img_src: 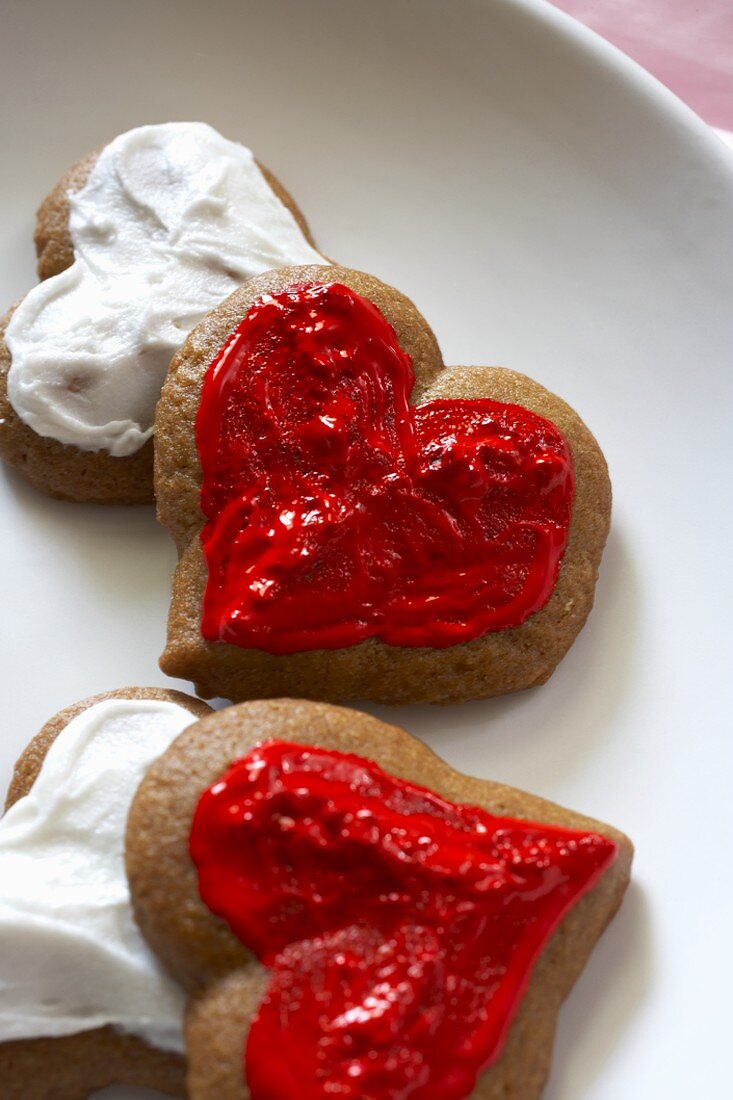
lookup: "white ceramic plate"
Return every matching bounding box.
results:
[1,1,731,1097]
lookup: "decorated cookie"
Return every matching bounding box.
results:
[156,265,611,704]
[0,686,212,1098]
[0,121,326,503]
[126,698,632,1100]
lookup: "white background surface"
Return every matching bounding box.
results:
[1,1,732,1097]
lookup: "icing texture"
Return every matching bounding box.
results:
[196,282,574,653]
[190,740,618,1100]
[0,698,194,1051]
[6,122,324,455]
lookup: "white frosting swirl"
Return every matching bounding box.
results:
[5,122,326,456]
[0,697,196,1052]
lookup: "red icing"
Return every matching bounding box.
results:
[195,282,574,653]
[190,741,617,1100]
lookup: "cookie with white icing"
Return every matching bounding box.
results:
[0,122,325,503]
[0,686,210,1098]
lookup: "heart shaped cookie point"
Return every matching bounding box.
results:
[189,740,617,1100]
[195,281,575,654]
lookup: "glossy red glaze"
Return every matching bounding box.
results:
[195,282,574,653]
[190,741,617,1100]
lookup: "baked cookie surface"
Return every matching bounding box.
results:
[126,698,632,1100]
[156,265,611,704]
[0,686,211,1099]
[0,122,323,504]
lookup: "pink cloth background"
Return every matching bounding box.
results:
[550,0,733,129]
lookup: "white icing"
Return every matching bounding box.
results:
[0,697,196,1052]
[6,121,326,456]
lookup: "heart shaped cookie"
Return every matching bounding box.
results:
[0,686,211,1099]
[126,699,633,1100]
[0,122,325,503]
[157,265,611,704]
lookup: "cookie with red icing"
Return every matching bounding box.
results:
[126,698,633,1100]
[156,265,610,704]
